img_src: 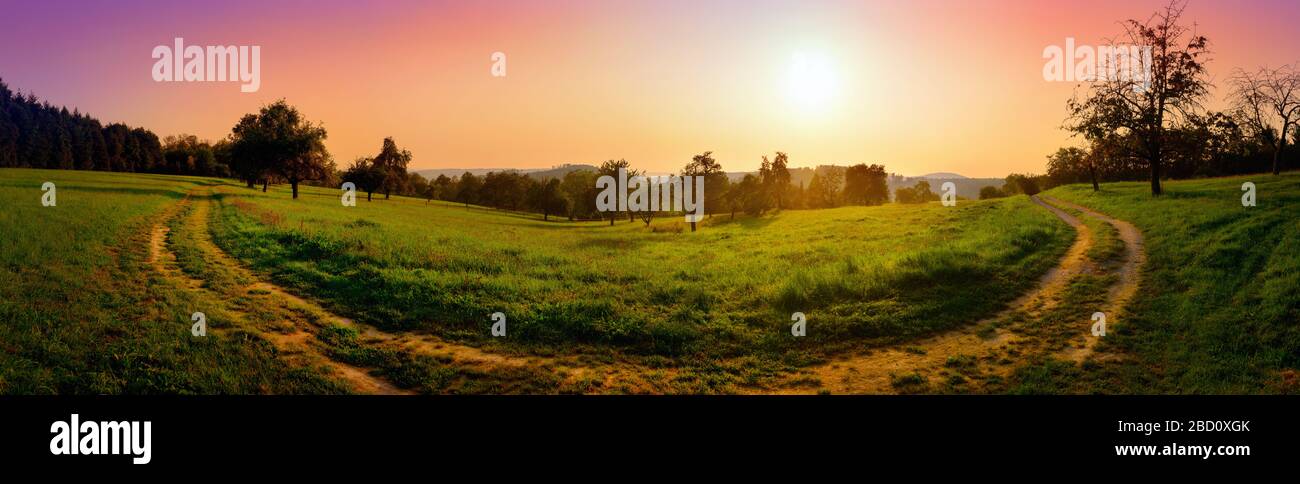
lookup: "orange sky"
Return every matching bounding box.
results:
[2,0,1297,177]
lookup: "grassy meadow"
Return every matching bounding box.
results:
[2,167,1078,393]
[1015,173,1300,394]
[6,166,1296,394]
[0,168,343,394]
[209,179,1073,365]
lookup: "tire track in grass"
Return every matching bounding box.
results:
[206,186,708,394]
[1039,195,1146,364]
[198,188,646,393]
[762,194,1145,394]
[149,192,413,395]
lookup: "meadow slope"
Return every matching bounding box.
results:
[1014,173,1300,394]
[14,168,1293,394]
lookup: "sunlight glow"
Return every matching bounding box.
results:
[785,52,839,114]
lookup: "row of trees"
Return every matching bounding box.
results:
[405,153,894,225]
[1059,1,1298,194]
[0,79,172,173]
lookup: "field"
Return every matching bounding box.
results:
[1015,174,1300,394]
[3,167,1297,394]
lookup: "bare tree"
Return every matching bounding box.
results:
[1229,64,1300,175]
[1066,0,1211,195]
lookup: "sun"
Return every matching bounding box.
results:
[785,52,839,113]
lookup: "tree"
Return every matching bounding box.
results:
[843,163,889,205]
[455,172,481,208]
[1004,174,1042,196]
[681,151,728,230]
[529,178,566,221]
[229,100,330,198]
[1045,146,1099,191]
[429,174,453,203]
[895,180,938,204]
[597,159,633,226]
[372,137,413,199]
[342,157,384,201]
[806,167,843,208]
[1229,64,1300,175]
[769,152,792,210]
[738,174,768,215]
[1066,0,1211,195]
[979,186,1007,199]
[560,170,597,221]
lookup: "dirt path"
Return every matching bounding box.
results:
[1040,195,1146,363]
[761,195,1146,394]
[152,187,1144,394]
[149,192,413,394]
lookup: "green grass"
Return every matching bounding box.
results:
[0,168,344,394]
[208,179,1074,364]
[1031,173,1300,394]
[8,167,1297,394]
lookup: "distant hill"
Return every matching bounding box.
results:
[918,172,968,179]
[415,164,598,181]
[724,166,1004,201]
[414,168,519,179]
[889,174,1004,200]
[522,164,599,180]
[416,164,1004,200]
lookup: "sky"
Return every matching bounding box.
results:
[1,0,1297,177]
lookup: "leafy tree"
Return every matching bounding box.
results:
[229,100,330,199]
[1045,146,1098,190]
[372,137,413,199]
[1003,174,1042,196]
[455,172,482,207]
[806,167,843,208]
[560,170,597,220]
[843,163,889,205]
[528,177,566,221]
[1066,0,1211,195]
[895,180,938,204]
[597,159,633,225]
[681,151,728,230]
[769,152,792,209]
[978,186,1006,199]
[342,157,384,201]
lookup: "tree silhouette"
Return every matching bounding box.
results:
[1066,0,1211,195]
[229,100,330,199]
[1229,64,1300,175]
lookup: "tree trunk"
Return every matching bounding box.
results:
[262,180,268,192]
[291,180,299,199]
[1149,158,1162,196]
[385,191,391,200]
[246,179,255,189]
[1089,164,1099,191]
[1273,140,1284,175]
[367,191,373,202]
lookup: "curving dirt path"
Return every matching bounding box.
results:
[761,195,1146,394]
[1040,195,1146,363]
[151,188,654,393]
[149,193,414,394]
[150,187,1144,394]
